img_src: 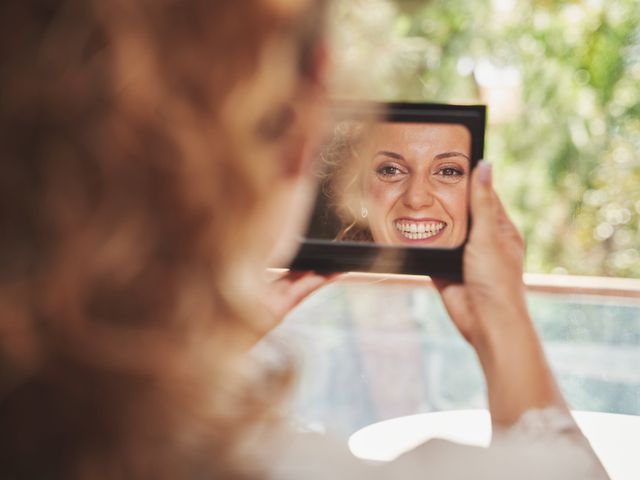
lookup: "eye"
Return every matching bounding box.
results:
[378,166,401,176]
[256,104,294,141]
[439,167,463,176]
[375,164,406,181]
[434,165,465,183]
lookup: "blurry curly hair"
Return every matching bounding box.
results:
[0,0,326,478]
[320,120,374,242]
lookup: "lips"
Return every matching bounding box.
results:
[394,218,447,241]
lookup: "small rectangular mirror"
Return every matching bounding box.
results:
[291,102,486,279]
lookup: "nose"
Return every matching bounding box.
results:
[402,174,434,210]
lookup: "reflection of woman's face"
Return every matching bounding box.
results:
[363,122,471,248]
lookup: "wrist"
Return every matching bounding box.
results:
[469,301,544,381]
[470,311,566,425]
[473,314,539,366]
[468,299,534,355]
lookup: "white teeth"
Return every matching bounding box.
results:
[394,220,446,240]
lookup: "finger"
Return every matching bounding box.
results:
[277,269,339,283]
[317,271,341,282]
[275,270,308,283]
[264,269,304,286]
[269,270,330,294]
[280,272,334,309]
[492,191,514,229]
[432,277,454,292]
[431,278,479,343]
[470,160,496,241]
[491,191,525,246]
[434,282,475,331]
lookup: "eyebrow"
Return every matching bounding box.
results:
[373,150,470,161]
[374,150,405,160]
[434,151,471,161]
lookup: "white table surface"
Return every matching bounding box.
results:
[349,410,640,480]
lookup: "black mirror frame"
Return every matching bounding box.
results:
[289,101,486,280]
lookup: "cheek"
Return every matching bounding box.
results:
[438,181,469,225]
[364,179,404,241]
[366,179,404,215]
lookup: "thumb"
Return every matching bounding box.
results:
[470,160,496,240]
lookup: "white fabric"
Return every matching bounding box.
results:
[266,408,610,479]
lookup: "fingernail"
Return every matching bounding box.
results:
[477,160,492,186]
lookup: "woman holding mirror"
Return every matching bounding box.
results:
[0,0,607,479]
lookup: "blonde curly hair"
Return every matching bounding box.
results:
[319,120,375,242]
[0,0,326,478]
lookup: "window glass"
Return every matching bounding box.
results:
[280,282,640,437]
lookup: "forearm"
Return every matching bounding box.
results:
[473,309,568,427]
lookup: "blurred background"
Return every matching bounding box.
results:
[329,0,640,278]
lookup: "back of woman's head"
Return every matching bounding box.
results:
[0,0,325,478]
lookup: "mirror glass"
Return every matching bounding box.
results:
[306,120,473,249]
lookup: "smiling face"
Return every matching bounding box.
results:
[362,122,471,248]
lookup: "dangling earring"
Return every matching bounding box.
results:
[361,206,368,218]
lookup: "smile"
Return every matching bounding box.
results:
[394,219,447,240]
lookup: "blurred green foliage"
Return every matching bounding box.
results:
[331,0,640,277]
